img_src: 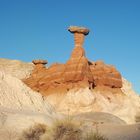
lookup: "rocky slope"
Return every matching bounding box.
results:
[0,70,54,114]
[0,58,139,124]
[0,58,34,79]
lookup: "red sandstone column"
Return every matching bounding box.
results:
[68,26,89,58]
[68,26,89,48]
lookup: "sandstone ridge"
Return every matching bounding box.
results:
[23,26,123,95]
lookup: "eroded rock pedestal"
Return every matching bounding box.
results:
[23,26,122,95]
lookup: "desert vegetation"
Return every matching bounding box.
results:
[0,112,19,140]
[135,112,140,123]
[19,118,108,140]
[0,112,7,127]
[41,118,82,140]
[84,131,108,140]
[19,123,47,140]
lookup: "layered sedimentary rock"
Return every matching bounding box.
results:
[90,61,122,88]
[23,26,122,95]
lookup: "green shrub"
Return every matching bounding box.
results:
[19,123,47,140]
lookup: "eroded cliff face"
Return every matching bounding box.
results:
[0,26,139,125]
[0,60,139,123]
[23,26,122,96]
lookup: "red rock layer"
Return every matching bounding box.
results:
[23,52,122,95]
[23,26,122,95]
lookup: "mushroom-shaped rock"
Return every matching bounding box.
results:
[68,26,90,50]
[68,26,89,35]
[32,60,47,70]
[23,26,123,96]
[32,60,47,65]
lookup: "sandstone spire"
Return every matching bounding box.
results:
[23,26,122,95]
[68,26,89,48]
[64,26,93,83]
[68,26,89,58]
[31,59,47,78]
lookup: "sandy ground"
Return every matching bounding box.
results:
[0,110,140,140]
[97,123,140,140]
[75,112,140,140]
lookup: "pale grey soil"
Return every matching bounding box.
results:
[74,112,126,124]
[74,112,140,140]
[98,123,140,140]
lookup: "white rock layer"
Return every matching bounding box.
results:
[0,58,34,79]
[0,71,55,115]
[45,79,140,124]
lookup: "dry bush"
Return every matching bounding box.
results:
[41,118,82,140]
[6,129,19,140]
[135,112,140,123]
[84,131,108,140]
[19,123,47,140]
[0,127,19,140]
[0,112,7,127]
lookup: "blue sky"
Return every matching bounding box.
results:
[0,0,140,93]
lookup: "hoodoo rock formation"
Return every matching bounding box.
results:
[23,26,123,95]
